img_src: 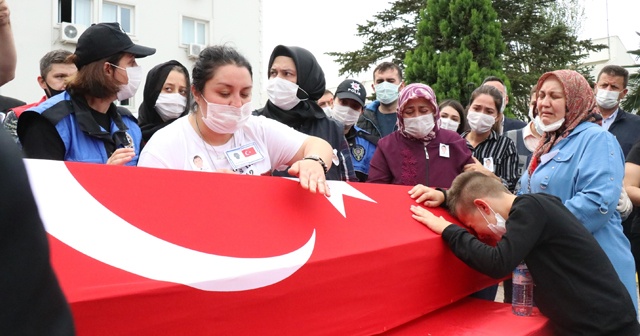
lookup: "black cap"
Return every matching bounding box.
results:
[335,79,366,107]
[74,22,156,69]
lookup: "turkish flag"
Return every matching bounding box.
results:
[242,147,257,157]
[25,159,499,336]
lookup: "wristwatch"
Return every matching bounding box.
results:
[303,155,329,174]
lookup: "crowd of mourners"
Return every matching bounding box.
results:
[3,0,640,333]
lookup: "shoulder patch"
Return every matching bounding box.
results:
[352,144,366,162]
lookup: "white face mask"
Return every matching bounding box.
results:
[595,89,620,110]
[467,111,495,134]
[477,204,507,238]
[331,104,361,127]
[540,117,565,133]
[113,65,143,101]
[374,81,400,105]
[322,106,333,117]
[404,113,434,139]
[266,77,304,110]
[155,93,187,122]
[532,115,545,135]
[438,117,460,132]
[200,95,252,134]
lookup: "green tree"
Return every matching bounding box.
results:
[495,0,602,117]
[404,0,505,106]
[328,0,603,119]
[326,0,423,77]
[622,32,640,113]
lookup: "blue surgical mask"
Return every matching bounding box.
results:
[374,81,400,104]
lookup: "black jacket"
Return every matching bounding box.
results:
[0,130,76,335]
[608,108,640,157]
[442,194,639,335]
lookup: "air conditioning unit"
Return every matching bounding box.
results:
[187,43,204,59]
[60,22,86,44]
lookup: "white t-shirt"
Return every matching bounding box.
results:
[138,115,308,175]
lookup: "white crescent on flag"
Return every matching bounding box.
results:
[23,159,315,292]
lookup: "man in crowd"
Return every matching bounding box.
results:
[3,49,77,142]
[481,76,526,134]
[331,79,376,182]
[357,62,405,140]
[318,89,334,116]
[594,65,640,157]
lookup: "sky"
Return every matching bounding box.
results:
[263,0,640,90]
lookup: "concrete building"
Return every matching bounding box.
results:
[1,0,264,115]
[582,35,639,81]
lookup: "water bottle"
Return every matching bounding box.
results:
[512,262,533,316]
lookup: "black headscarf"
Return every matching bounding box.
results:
[259,45,326,128]
[138,60,191,144]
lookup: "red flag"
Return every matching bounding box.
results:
[242,147,257,157]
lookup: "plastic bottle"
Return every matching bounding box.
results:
[512,262,533,316]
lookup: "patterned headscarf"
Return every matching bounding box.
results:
[528,70,601,174]
[397,83,439,142]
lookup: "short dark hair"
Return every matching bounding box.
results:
[373,62,403,81]
[40,49,73,78]
[323,89,334,97]
[597,65,629,88]
[191,45,253,95]
[482,76,507,96]
[438,99,466,133]
[446,171,509,218]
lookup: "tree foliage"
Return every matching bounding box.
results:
[325,0,423,77]
[328,0,603,119]
[622,32,640,113]
[404,0,505,106]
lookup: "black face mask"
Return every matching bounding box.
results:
[45,82,65,98]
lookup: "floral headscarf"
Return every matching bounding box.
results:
[528,70,601,174]
[397,83,439,143]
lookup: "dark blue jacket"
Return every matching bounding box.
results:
[608,108,640,157]
[17,92,141,165]
[345,125,377,182]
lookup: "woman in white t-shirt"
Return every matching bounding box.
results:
[138,45,333,196]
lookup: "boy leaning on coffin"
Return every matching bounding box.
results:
[408,171,639,335]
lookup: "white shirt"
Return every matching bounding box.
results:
[523,121,541,153]
[139,115,308,175]
[601,107,619,131]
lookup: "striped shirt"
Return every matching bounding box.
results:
[462,130,519,192]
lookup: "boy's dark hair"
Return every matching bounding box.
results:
[597,65,629,88]
[447,172,509,218]
[373,62,403,81]
[323,89,334,97]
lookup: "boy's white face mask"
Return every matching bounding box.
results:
[477,204,506,238]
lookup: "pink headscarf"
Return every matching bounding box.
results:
[528,70,601,174]
[396,83,439,142]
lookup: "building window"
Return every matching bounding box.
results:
[58,0,92,27]
[102,2,134,34]
[182,17,207,45]
[117,98,132,108]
